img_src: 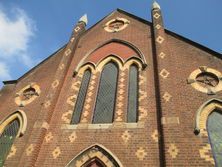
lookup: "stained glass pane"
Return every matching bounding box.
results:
[71,70,91,124]
[127,65,138,122]
[0,119,19,166]
[207,111,222,165]
[93,62,118,123]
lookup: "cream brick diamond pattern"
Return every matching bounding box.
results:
[7,145,16,159]
[65,48,71,56]
[199,144,215,165]
[44,100,51,108]
[163,92,172,102]
[168,144,179,159]
[74,26,80,32]
[118,95,124,101]
[121,130,131,143]
[61,110,72,123]
[139,90,147,101]
[26,144,34,156]
[70,37,75,43]
[151,130,158,143]
[155,24,161,29]
[45,132,53,143]
[159,52,166,59]
[59,63,65,70]
[86,98,92,103]
[135,147,147,161]
[69,131,77,143]
[116,109,123,116]
[139,106,148,121]
[159,69,170,79]
[51,80,59,89]
[83,111,89,117]
[139,75,146,86]
[84,104,90,110]
[71,81,81,90]
[156,36,164,44]
[67,95,77,106]
[119,89,124,95]
[154,13,160,19]
[52,147,61,159]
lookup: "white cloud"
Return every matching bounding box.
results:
[0,6,36,82]
[0,62,11,80]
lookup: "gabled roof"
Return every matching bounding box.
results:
[116,8,221,57]
[2,8,221,85]
[3,44,66,85]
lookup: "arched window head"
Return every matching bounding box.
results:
[84,158,106,167]
[93,62,118,124]
[207,110,222,165]
[71,69,91,124]
[0,110,26,166]
[66,145,122,167]
[127,64,139,122]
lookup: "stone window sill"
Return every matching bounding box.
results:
[61,122,144,130]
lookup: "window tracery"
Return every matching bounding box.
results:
[207,110,222,165]
[127,64,139,122]
[0,111,26,166]
[71,69,91,124]
[93,62,118,123]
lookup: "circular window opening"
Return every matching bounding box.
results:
[196,72,219,88]
[21,87,37,101]
[108,20,125,31]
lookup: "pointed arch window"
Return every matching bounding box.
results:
[127,64,138,122]
[207,110,222,165]
[71,69,91,124]
[0,119,20,166]
[93,62,118,123]
[66,145,122,167]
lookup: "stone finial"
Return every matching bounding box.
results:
[152,1,161,10]
[79,14,88,25]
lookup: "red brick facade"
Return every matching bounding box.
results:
[0,3,222,167]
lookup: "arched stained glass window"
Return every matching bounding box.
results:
[127,65,138,122]
[93,62,118,123]
[207,110,222,165]
[71,70,91,124]
[0,119,20,166]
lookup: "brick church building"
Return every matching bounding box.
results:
[0,2,222,167]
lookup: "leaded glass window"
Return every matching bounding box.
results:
[71,70,91,124]
[207,111,222,165]
[0,119,19,166]
[93,62,118,123]
[127,65,138,122]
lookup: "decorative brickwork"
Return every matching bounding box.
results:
[0,4,221,167]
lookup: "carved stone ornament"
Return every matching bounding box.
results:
[104,17,130,32]
[15,83,41,106]
[187,67,222,94]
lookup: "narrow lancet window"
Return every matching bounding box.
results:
[207,111,222,165]
[127,65,138,122]
[71,70,91,124]
[93,62,118,123]
[0,119,19,166]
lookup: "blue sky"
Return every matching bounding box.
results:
[0,0,221,88]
